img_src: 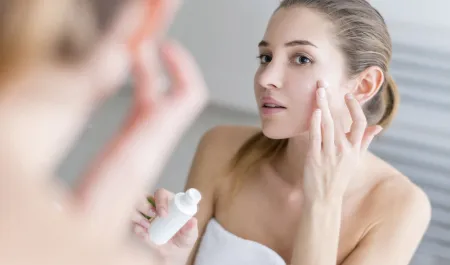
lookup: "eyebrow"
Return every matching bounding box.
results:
[258,40,318,48]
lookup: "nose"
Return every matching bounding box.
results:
[256,62,283,90]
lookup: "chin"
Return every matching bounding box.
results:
[261,121,308,139]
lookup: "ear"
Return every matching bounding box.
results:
[352,66,384,104]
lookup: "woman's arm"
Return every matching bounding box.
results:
[291,199,343,265]
[183,125,253,265]
[183,128,220,265]
[291,84,431,265]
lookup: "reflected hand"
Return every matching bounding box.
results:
[0,32,207,265]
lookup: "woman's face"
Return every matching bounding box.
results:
[254,6,353,139]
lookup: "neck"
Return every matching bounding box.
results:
[272,132,310,188]
[271,132,374,197]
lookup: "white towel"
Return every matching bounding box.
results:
[194,218,286,265]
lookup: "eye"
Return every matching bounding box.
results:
[257,54,272,65]
[293,55,312,65]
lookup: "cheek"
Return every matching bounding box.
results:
[284,63,346,121]
[307,63,346,109]
[284,68,317,109]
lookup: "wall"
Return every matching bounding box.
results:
[58,98,259,192]
[152,0,450,113]
[371,0,450,30]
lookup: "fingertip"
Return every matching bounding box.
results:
[316,87,326,99]
[159,40,175,57]
[134,224,144,234]
[188,217,198,228]
[374,125,384,135]
[317,80,328,89]
[140,219,150,229]
[181,218,198,234]
[160,40,191,64]
[146,207,156,218]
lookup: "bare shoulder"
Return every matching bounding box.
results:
[376,174,431,216]
[185,125,260,188]
[366,158,432,227]
[201,125,261,147]
[341,158,432,265]
[198,125,261,162]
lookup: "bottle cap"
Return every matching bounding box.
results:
[182,188,202,206]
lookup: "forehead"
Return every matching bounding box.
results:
[263,6,334,47]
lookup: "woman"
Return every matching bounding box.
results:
[0,0,206,264]
[134,0,431,264]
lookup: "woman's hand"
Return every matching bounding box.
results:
[132,188,198,265]
[303,81,383,202]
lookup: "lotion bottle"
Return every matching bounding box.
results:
[148,188,201,245]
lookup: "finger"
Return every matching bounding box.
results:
[74,40,207,236]
[134,224,150,241]
[131,40,163,108]
[154,188,173,217]
[170,217,199,248]
[345,93,368,147]
[361,125,383,152]
[133,215,152,231]
[129,0,181,52]
[132,210,155,227]
[309,109,322,159]
[129,0,183,108]
[316,87,335,155]
[160,41,208,100]
[135,195,156,217]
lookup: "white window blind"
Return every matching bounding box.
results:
[370,43,450,265]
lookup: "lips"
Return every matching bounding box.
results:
[261,97,286,109]
[262,103,286,109]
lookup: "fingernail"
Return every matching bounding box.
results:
[147,209,156,218]
[346,93,354,99]
[140,219,150,228]
[317,87,326,98]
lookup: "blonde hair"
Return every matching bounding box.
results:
[230,0,399,186]
[0,0,126,81]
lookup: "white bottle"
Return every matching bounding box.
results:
[149,188,201,245]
